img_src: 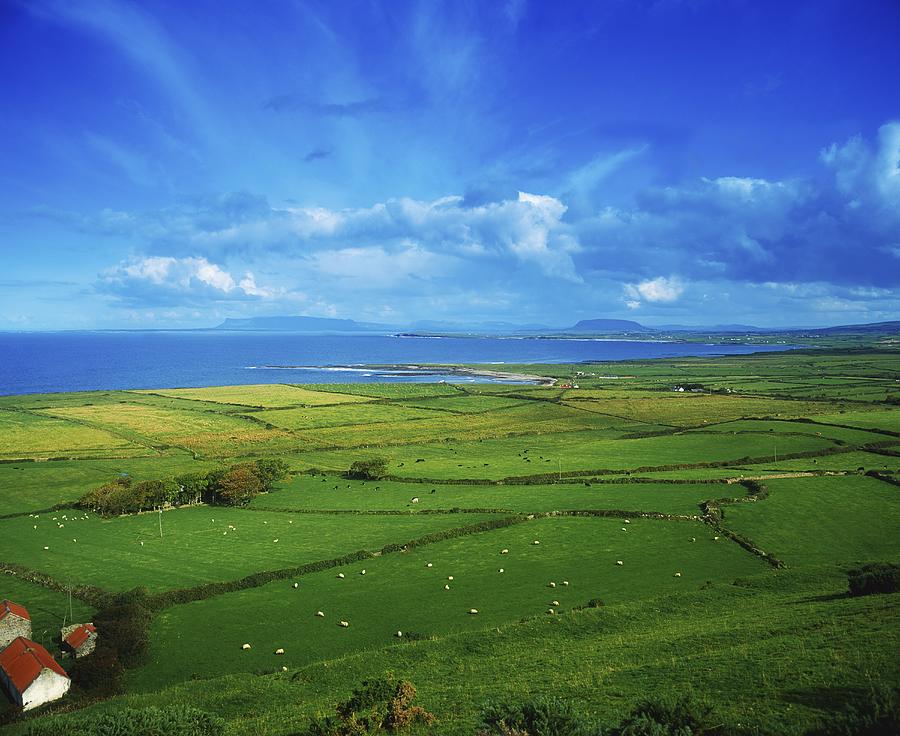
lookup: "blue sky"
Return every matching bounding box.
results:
[2,0,899,329]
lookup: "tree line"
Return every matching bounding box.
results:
[77,458,290,516]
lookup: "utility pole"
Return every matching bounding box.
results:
[558,458,562,482]
[159,508,163,539]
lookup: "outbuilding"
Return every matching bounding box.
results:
[0,600,31,649]
[0,637,70,711]
[60,623,98,659]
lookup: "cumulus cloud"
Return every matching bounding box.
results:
[578,122,900,288]
[99,256,272,306]
[624,276,685,307]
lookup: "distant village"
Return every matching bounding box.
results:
[0,598,97,711]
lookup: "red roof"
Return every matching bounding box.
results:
[0,637,68,694]
[0,600,30,622]
[64,623,97,650]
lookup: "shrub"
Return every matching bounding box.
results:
[820,684,900,736]
[612,695,717,736]
[299,677,434,735]
[479,697,601,736]
[25,704,225,736]
[847,563,900,596]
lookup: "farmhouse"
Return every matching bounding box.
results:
[0,600,31,649]
[60,623,98,659]
[0,637,70,711]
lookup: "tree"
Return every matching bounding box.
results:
[347,458,388,480]
[215,466,264,506]
[253,458,290,490]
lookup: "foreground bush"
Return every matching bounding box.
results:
[25,704,224,736]
[811,684,900,735]
[480,696,601,736]
[298,677,434,735]
[847,562,900,596]
[613,695,718,735]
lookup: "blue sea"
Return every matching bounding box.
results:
[0,331,796,395]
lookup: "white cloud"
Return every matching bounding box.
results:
[624,276,685,306]
[101,256,273,304]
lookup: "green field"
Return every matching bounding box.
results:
[1,348,899,734]
[134,516,764,690]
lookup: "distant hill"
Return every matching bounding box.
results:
[566,319,650,333]
[797,320,900,334]
[215,316,390,332]
[654,323,767,333]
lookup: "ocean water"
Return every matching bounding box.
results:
[0,331,795,395]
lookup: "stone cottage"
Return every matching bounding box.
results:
[0,600,31,649]
[60,623,98,659]
[0,636,70,711]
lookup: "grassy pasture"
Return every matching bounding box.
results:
[722,474,900,568]
[399,395,532,413]
[38,403,302,458]
[811,408,900,433]
[251,402,439,430]
[0,409,147,460]
[295,428,839,480]
[291,401,618,449]
[15,568,898,736]
[132,515,765,690]
[0,508,499,592]
[304,383,465,399]
[562,394,836,427]
[254,477,719,515]
[138,384,375,407]
[690,418,889,445]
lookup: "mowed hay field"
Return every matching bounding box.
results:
[2,349,899,735]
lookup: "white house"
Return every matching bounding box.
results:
[0,637,71,711]
[0,600,31,649]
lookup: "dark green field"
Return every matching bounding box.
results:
[1,348,898,734]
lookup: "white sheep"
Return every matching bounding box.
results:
[395,631,403,638]
[548,581,556,587]
[72,539,76,543]
[337,573,345,579]
[498,568,504,573]
[339,620,349,628]
[273,539,279,543]
[282,666,288,672]
[43,546,49,550]
[561,581,569,586]
[616,560,624,566]
[360,569,366,575]
[674,572,682,577]
[447,576,454,581]
[551,600,559,606]
[316,611,325,617]
[624,519,631,524]
[532,540,540,545]
[469,609,479,614]
[690,537,696,542]
[274,648,285,655]
[426,562,433,568]
[500,548,509,554]
[242,643,251,650]
[140,541,144,546]
[713,536,720,541]
[411,497,420,503]
[292,583,299,589]
[547,608,555,615]
[444,584,450,590]
[621,527,627,532]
